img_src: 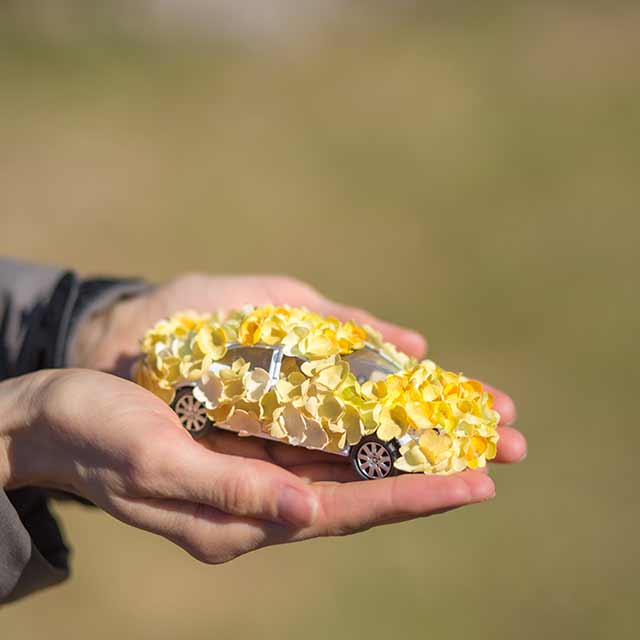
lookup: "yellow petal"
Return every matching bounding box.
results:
[268,419,288,440]
[207,402,233,424]
[318,394,344,423]
[405,400,433,430]
[193,374,223,409]
[243,367,271,403]
[316,363,348,391]
[466,434,488,461]
[259,389,280,421]
[303,417,330,449]
[238,318,261,345]
[340,406,365,445]
[419,430,453,465]
[225,409,262,435]
[395,443,427,472]
[300,355,339,377]
[376,405,409,441]
[279,404,306,445]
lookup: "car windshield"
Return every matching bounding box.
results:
[344,346,401,384]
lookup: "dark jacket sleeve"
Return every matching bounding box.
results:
[0,258,148,603]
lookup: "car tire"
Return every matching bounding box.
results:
[171,386,213,438]
[350,435,400,480]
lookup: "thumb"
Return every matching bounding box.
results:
[142,438,318,528]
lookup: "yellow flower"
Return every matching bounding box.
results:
[195,326,227,361]
[238,317,262,345]
[133,359,175,405]
[419,429,453,465]
[336,321,367,352]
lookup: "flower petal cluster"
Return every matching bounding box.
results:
[385,361,500,474]
[226,304,368,359]
[134,306,500,474]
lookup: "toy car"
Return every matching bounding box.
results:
[135,305,500,479]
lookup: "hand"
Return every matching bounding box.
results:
[59,272,526,559]
[2,369,499,564]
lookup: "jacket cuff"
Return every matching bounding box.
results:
[14,270,150,375]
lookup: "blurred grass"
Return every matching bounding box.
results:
[1,3,639,638]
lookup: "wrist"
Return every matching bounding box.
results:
[69,304,116,369]
[0,370,68,490]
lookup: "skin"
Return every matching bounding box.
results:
[0,274,526,565]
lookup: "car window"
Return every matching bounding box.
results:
[344,347,401,384]
[216,345,275,372]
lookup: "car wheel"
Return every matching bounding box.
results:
[171,387,213,438]
[350,435,400,480]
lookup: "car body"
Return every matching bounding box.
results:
[135,307,500,479]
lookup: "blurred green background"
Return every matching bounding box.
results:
[1,2,638,638]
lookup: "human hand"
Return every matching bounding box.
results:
[0,369,509,563]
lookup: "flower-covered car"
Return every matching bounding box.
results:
[134,305,500,480]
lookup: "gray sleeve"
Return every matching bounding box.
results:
[0,490,68,604]
[0,258,64,380]
[0,257,148,603]
[0,259,68,603]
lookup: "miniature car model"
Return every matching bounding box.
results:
[135,305,500,479]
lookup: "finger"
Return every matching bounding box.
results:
[114,471,495,561]
[142,437,318,527]
[287,470,495,541]
[312,298,427,359]
[109,494,272,564]
[494,426,527,463]
[482,383,517,426]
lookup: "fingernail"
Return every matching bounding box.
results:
[470,475,496,501]
[278,486,318,527]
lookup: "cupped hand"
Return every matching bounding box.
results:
[64,271,525,552]
[3,369,498,564]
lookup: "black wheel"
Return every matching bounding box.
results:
[171,387,213,438]
[350,435,400,480]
